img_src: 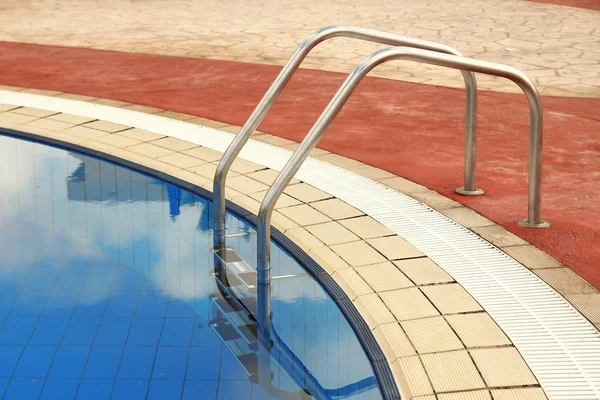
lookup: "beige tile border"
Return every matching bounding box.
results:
[3,90,599,399]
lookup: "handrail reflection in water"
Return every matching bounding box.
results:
[211,258,379,400]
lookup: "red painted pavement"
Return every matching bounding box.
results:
[0,42,599,288]
[524,0,600,10]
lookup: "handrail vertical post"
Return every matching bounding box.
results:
[517,80,549,228]
[456,76,485,196]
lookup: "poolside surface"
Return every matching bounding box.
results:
[1,42,599,289]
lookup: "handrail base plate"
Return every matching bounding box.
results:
[455,187,485,196]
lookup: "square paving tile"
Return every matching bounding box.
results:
[421,283,483,314]
[332,268,374,300]
[231,195,260,215]
[151,137,197,151]
[117,128,165,142]
[401,316,464,354]
[123,104,163,113]
[565,293,600,323]
[84,120,130,133]
[307,246,351,274]
[331,241,387,266]
[182,146,224,162]
[284,183,332,202]
[282,143,329,157]
[393,258,453,285]
[154,110,196,120]
[254,134,296,146]
[56,93,96,101]
[355,262,414,292]
[446,313,511,347]
[246,169,299,185]
[189,163,232,179]
[226,175,269,194]
[94,134,141,148]
[534,267,598,294]
[310,198,364,220]
[228,158,265,174]
[366,236,424,260]
[271,211,299,233]
[305,222,360,245]
[140,158,182,174]
[90,98,129,107]
[12,107,58,118]
[0,112,39,127]
[23,89,62,96]
[391,356,434,397]
[421,351,486,392]
[411,190,462,210]
[490,388,547,400]
[470,347,538,387]
[379,288,439,321]
[187,116,229,128]
[373,323,417,361]
[285,227,324,252]
[62,125,108,140]
[0,104,21,112]
[128,142,174,158]
[349,164,395,180]
[502,244,562,269]
[438,390,492,400]
[353,293,396,328]
[315,153,362,168]
[278,204,331,226]
[26,118,73,131]
[49,113,96,124]
[441,207,495,228]
[378,176,429,194]
[472,225,528,247]
[249,191,301,209]
[339,216,394,239]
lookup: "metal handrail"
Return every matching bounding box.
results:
[213,24,480,253]
[256,46,550,333]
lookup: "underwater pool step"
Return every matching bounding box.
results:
[213,247,257,290]
[224,231,256,239]
[209,300,259,377]
[213,247,308,292]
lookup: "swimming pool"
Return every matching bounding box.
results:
[0,133,386,400]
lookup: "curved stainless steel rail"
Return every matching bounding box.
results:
[256,46,549,332]
[213,24,480,252]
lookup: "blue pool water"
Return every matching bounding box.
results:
[0,134,383,400]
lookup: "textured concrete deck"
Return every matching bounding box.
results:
[1,0,599,97]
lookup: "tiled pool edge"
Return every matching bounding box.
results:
[0,126,401,400]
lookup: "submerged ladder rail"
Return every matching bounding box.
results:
[212,270,380,400]
[256,47,548,384]
[213,24,479,252]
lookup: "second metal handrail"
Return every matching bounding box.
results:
[255,46,549,338]
[213,25,480,253]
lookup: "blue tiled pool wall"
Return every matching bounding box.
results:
[0,133,383,400]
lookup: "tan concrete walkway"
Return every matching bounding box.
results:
[1,0,599,97]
